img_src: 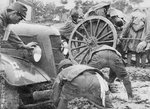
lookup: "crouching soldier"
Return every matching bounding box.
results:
[52,59,113,109]
[87,45,133,100]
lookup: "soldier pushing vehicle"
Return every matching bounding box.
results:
[52,59,113,109]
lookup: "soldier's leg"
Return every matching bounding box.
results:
[108,69,117,83]
[141,52,147,68]
[109,52,133,99]
[108,69,118,93]
[127,52,132,66]
[136,53,140,67]
[57,97,68,109]
[147,50,150,63]
[122,75,133,99]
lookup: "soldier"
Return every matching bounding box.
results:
[70,2,84,19]
[87,45,133,100]
[52,59,113,109]
[59,11,79,43]
[59,12,79,58]
[0,2,36,49]
[136,7,150,63]
[120,8,147,67]
[84,1,110,18]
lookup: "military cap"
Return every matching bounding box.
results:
[8,2,27,19]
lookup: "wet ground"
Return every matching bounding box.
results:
[68,67,150,109]
[111,67,150,109]
[43,22,150,109]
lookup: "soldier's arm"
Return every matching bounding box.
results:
[0,19,25,48]
[59,21,75,40]
[120,17,134,39]
[142,19,150,43]
[7,30,25,48]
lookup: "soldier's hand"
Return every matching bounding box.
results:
[136,41,147,53]
[145,43,150,50]
[24,42,37,50]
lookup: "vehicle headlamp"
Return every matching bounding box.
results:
[32,45,42,62]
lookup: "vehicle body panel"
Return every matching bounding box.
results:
[0,53,50,86]
[0,23,64,86]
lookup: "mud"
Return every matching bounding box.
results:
[111,67,150,109]
[68,67,150,109]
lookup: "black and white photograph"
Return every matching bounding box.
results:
[0,0,150,109]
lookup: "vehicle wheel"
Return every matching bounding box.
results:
[69,16,117,64]
[0,77,19,109]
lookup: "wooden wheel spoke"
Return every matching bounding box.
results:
[71,39,86,44]
[90,20,93,36]
[71,44,87,51]
[75,30,87,40]
[96,23,108,38]
[97,40,114,44]
[79,49,90,64]
[74,47,88,59]
[97,31,113,41]
[81,24,90,38]
[69,16,118,64]
[94,19,100,36]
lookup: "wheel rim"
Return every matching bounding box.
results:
[69,16,117,64]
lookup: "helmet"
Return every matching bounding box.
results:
[70,10,79,18]
[58,59,73,73]
[8,2,27,19]
[112,16,124,27]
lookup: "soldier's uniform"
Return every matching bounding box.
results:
[53,60,113,109]
[0,2,27,48]
[120,8,148,67]
[59,12,79,42]
[87,45,133,99]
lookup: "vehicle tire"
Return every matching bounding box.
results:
[0,77,19,109]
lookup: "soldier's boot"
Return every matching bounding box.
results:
[123,75,133,99]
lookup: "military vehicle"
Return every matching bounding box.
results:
[0,23,64,109]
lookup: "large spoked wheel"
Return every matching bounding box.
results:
[68,16,117,64]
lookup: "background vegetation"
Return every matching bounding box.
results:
[28,0,144,23]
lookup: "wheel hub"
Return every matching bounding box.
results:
[87,36,97,48]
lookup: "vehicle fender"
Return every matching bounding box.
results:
[0,53,51,86]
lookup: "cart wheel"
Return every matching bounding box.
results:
[69,16,117,64]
